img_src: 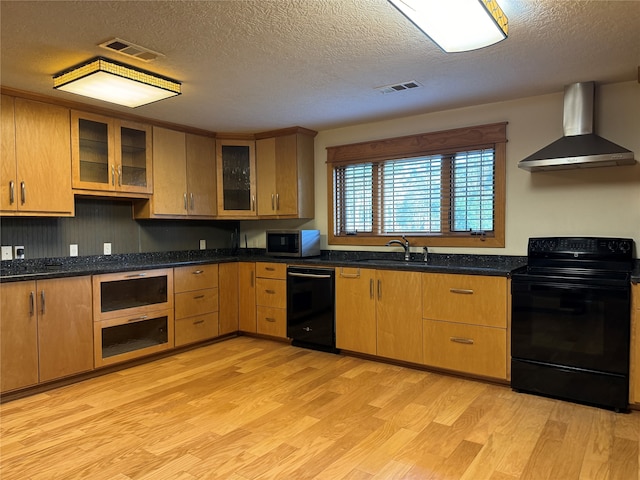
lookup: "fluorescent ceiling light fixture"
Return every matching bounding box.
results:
[53,57,181,108]
[388,0,508,53]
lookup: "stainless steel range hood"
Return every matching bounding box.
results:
[518,82,636,171]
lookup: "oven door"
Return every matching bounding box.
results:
[511,277,630,375]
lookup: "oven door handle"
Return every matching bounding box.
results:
[288,272,332,279]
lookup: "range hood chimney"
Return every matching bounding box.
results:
[518,82,636,171]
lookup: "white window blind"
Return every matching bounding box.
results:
[333,148,495,236]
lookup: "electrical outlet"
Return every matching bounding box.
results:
[70,244,78,257]
[14,246,25,259]
[199,239,206,250]
[103,243,112,255]
[1,246,12,260]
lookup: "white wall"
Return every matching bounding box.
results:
[242,81,640,257]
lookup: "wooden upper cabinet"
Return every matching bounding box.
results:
[135,127,216,219]
[216,139,257,217]
[256,130,315,219]
[1,96,73,216]
[186,133,216,217]
[71,110,152,196]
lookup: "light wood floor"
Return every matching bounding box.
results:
[1,336,639,480]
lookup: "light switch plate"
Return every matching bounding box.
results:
[1,246,12,260]
[199,239,206,250]
[103,243,112,255]
[70,244,78,257]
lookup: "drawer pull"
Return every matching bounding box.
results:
[265,267,275,271]
[265,317,276,322]
[450,336,474,345]
[193,294,205,299]
[125,273,147,278]
[192,270,204,275]
[450,288,473,295]
[339,267,360,279]
[265,289,276,294]
[128,315,148,322]
[193,320,205,325]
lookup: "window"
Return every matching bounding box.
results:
[327,123,506,247]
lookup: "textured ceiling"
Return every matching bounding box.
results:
[1,1,639,133]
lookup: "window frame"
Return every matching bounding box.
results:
[326,122,507,248]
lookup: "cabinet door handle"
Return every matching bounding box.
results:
[265,317,276,322]
[193,320,205,325]
[40,290,45,315]
[450,337,474,345]
[271,193,275,210]
[377,279,382,299]
[20,181,26,204]
[117,165,122,186]
[193,294,205,299]
[192,270,204,275]
[251,195,255,211]
[111,165,115,186]
[265,289,276,294]
[183,193,188,211]
[190,192,194,210]
[450,288,474,295]
[276,193,279,210]
[370,278,374,299]
[125,273,147,278]
[9,181,14,204]
[128,315,148,323]
[29,291,35,316]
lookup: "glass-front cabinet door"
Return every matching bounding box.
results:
[115,120,152,194]
[72,111,152,195]
[216,139,256,217]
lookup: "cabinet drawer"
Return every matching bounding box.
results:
[175,312,219,347]
[256,306,287,338]
[423,319,507,380]
[174,264,219,293]
[256,278,286,308]
[422,273,507,328]
[256,262,286,279]
[175,288,218,319]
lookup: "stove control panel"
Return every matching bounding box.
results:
[528,237,633,259]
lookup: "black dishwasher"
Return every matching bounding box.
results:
[286,266,338,353]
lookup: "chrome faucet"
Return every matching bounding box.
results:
[423,246,429,263]
[385,235,411,261]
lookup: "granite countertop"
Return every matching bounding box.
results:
[0,249,529,282]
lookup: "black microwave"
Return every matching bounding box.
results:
[265,230,321,258]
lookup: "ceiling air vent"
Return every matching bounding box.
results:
[98,38,163,62]
[375,81,422,94]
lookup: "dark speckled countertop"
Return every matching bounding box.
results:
[0,248,528,282]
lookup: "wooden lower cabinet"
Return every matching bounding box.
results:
[423,319,507,379]
[219,262,239,335]
[631,284,639,405]
[238,262,257,332]
[376,270,423,364]
[255,262,287,339]
[174,264,219,347]
[422,273,509,380]
[1,277,93,393]
[335,267,422,363]
[335,267,377,355]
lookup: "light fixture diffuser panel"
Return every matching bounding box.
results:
[389,0,508,53]
[53,57,181,107]
[56,71,178,108]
